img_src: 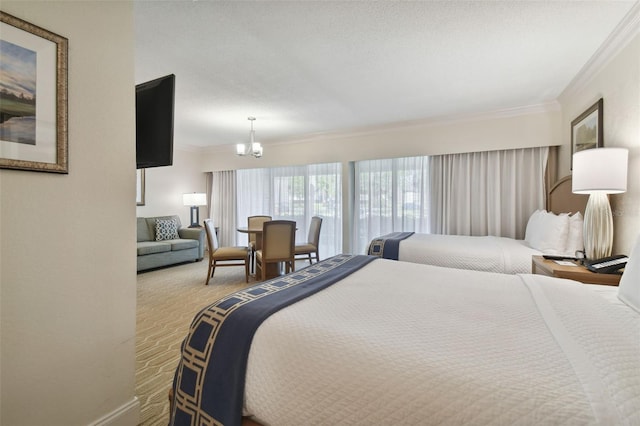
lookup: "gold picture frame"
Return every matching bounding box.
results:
[0,12,68,173]
[571,98,603,169]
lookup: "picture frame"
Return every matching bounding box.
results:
[571,98,603,168]
[0,12,68,173]
[137,169,146,206]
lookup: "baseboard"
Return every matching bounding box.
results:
[90,396,140,426]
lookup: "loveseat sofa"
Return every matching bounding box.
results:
[137,215,205,272]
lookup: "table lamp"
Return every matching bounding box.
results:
[183,192,207,227]
[572,147,628,260]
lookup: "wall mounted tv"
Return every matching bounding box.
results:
[136,74,175,169]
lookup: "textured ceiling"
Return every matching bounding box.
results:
[134,1,636,149]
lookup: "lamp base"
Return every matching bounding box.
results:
[583,192,613,260]
[189,206,200,228]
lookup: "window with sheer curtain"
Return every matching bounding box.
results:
[236,163,342,258]
[353,156,430,254]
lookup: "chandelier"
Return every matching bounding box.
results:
[236,116,263,158]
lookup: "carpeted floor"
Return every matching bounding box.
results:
[136,259,258,425]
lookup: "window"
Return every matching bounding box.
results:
[237,163,342,258]
[354,157,430,254]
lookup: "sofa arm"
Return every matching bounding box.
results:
[178,227,205,260]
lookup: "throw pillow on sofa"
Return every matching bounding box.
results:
[156,218,180,241]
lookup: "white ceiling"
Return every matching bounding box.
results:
[134,0,636,150]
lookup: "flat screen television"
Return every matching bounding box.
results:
[136,74,175,169]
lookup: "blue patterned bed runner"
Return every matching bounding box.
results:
[367,231,414,260]
[169,254,376,426]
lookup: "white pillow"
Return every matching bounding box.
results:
[565,212,584,256]
[618,234,640,313]
[524,209,545,244]
[524,210,569,255]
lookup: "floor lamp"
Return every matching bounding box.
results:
[183,192,207,228]
[572,147,628,260]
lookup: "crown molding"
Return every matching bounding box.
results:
[197,101,560,153]
[562,1,640,97]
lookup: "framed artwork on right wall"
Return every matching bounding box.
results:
[571,98,603,169]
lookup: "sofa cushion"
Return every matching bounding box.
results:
[137,217,152,242]
[137,241,172,256]
[156,218,180,241]
[171,239,199,251]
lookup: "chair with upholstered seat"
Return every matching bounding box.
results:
[255,220,296,281]
[295,216,323,265]
[204,219,249,285]
[247,215,272,273]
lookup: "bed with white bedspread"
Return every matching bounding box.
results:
[367,175,588,274]
[170,234,640,426]
[369,232,542,273]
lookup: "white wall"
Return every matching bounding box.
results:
[0,2,138,425]
[558,20,640,254]
[136,148,208,227]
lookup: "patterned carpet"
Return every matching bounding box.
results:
[136,259,258,425]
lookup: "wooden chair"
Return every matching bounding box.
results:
[248,215,272,273]
[255,220,296,281]
[295,216,323,265]
[204,219,249,284]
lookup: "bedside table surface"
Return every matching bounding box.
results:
[531,255,621,286]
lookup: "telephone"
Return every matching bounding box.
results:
[584,254,628,274]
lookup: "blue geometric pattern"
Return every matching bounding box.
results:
[169,254,376,426]
[367,231,414,260]
[155,218,179,241]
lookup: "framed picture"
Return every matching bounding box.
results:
[137,169,145,206]
[0,12,68,173]
[571,98,603,168]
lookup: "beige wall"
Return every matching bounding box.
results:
[136,148,208,227]
[199,103,562,171]
[558,29,640,254]
[0,2,138,425]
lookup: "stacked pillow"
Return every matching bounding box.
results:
[524,210,583,256]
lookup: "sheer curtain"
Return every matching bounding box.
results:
[429,147,548,238]
[353,156,430,254]
[236,163,342,258]
[209,170,237,246]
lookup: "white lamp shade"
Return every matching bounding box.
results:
[572,147,628,194]
[183,192,207,206]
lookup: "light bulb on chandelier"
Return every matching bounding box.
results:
[236,116,263,158]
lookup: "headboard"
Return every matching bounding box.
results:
[546,175,588,215]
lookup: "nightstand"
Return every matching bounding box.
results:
[531,255,621,286]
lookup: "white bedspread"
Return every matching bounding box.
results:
[398,233,541,273]
[244,260,640,425]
